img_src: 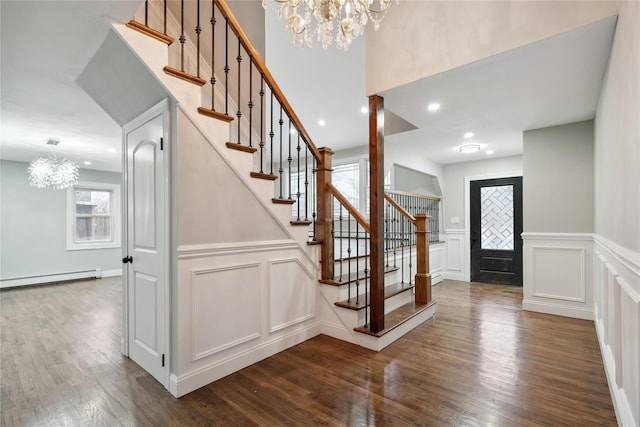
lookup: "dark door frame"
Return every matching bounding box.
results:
[470,176,523,285]
[463,171,523,282]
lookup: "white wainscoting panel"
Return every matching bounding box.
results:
[522,233,593,320]
[173,240,320,398]
[269,258,315,333]
[430,243,444,284]
[443,229,465,281]
[191,263,261,361]
[531,246,585,302]
[593,234,640,427]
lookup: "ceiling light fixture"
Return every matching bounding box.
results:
[361,106,368,114]
[458,144,481,154]
[464,132,474,138]
[28,155,79,189]
[84,161,92,165]
[427,103,441,112]
[318,119,326,126]
[264,0,396,51]
[108,148,117,153]
[486,150,494,155]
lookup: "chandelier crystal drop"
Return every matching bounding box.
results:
[28,155,79,189]
[264,0,396,51]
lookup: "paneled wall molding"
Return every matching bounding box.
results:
[443,229,465,281]
[177,239,301,259]
[268,258,316,333]
[592,233,640,427]
[522,232,594,320]
[594,233,640,279]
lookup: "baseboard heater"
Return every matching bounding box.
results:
[0,268,102,289]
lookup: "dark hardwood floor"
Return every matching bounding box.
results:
[1,278,616,426]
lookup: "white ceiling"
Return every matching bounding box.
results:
[0,1,616,173]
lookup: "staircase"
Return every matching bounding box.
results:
[116,0,434,353]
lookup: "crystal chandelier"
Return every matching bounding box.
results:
[264,0,396,51]
[28,155,79,189]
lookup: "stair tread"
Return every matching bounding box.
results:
[126,20,174,44]
[334,282,414,311]
[290,220,312,226]
[250,171,278,181]
[319,265,399,287]
[272,198,296,205]
[163,66,206,86]
[354,300,436,337]
[198,106,234,123]
[226,142,257,153]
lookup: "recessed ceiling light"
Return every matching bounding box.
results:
[360,106,368,114]
[318,119,326,126]
[427,103,440,112]
[108,148,117,153]
[464,132,474,138]
[289,128,297,135]
[458,144,480,154]
[84,161,92,165]
[486,150,494,155]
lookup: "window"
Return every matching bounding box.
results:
[67,182,121,250]
[333,162,360,216]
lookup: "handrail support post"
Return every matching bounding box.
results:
[316,147,334,281]
[414,213,432,304]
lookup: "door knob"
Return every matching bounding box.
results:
[122,256,133,264]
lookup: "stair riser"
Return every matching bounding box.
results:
[355,289,413,324]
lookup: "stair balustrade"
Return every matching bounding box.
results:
[125,0,434,337]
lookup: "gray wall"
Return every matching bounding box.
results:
[227,1,265,59]
[441,155,523,229]
[523,121,594,233]
[0,159,123,280]
[393,164,441,196]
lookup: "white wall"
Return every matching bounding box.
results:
[0,160,122,286]
[593,2,640,425]
[366,0,619,95]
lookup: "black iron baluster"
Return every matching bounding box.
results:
[288,122,293,200]
[248,57,253,147]
[304,145,309,221]
[144,0,148,26]
[196,0,201,78]
[331,196,336,279]
[355,221,360,306]
[312,158,317,240]
[179,0,185,72]
[278,106,284,198]
[364,251,369,327]
[384,200,389,268]
[224,19,229,115]
[269,92,274,175]
[209,4,216,111]
[259,76,265,171]
[163,0,167,35]
[296,133,301,221]
[235,39,242,143]
[339,204,344,281]
[409,220,413,285]
[347,212,352,303]
[400,214,405,283]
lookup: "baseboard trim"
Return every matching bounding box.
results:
[0,268,102,289]
[169,322,322,397]
[102,269,122,277]
[522,299,593,320]
[443,271,466,282]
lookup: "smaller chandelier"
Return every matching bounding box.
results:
[28,155,79,189]
[264,0,396,51]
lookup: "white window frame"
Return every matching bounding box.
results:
[66,181,121,250]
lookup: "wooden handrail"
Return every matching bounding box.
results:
[214,0,321,161]
[384,193,416,224]
[386,189,441,201]
[326,183,371,234]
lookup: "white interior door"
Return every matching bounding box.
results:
[123,100,169,386]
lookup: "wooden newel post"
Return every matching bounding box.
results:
[316,147,334,281]
[414,213,432,304]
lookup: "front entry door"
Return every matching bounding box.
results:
[470,177,523,285]
[123,100,168,386]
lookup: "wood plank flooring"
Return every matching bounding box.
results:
[1,278,616,426]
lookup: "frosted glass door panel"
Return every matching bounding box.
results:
[480,185,514,250]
